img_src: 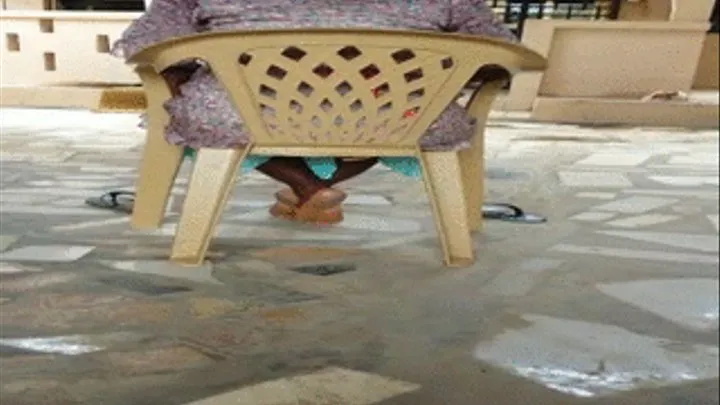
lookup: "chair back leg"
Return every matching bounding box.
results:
[419,151,475,267]
[170,147,249,266]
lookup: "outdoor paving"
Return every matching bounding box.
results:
[0,107,718,405]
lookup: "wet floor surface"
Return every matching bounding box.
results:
[0,108,718,405]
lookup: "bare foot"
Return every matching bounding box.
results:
[276,188,347,209]
[296,206,343,225]
[269,200,296,220]
[270,188,346,224]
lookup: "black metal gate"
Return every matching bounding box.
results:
[710,0,719,33]
[60,0,624,20]
[489,0,622,38]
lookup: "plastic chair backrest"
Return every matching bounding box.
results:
[130,29,545,150]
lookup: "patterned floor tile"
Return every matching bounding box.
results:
[0,263,42,274]
[591,197,677,214]
[667,154,719,166]
[98,276,193,296]
[597,279,719,331]
[575,192,617,200]
[0,206,109,216]
[0,194,50,204]
[337,213,423,233]
[51,217,131,232]
[183,367,420,405]
[0,272,78,292]
[1,378,63,394]
[557,172,633,188]
[100,260,222,285]
[0,245,95,262]
[0,236,19,252]
[345,194,392,206]
[104,345,215,375]
[482,258,565,297]
[0,187,107,198]
[624,189,719,199]
[598,230,719,253]
[189,298,241,319]
[648,176,719,187]
[570,212,617,222]
[708,215,719,232]
[551,244,719,264]
[574,152,652,167]
[606,214,679,229]
[0,387,81,405]
[249,246,362,262]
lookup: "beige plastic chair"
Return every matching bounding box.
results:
[128,28,546,267]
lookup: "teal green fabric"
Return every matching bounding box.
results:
[182,147,421,178]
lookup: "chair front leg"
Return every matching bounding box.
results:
[461,80,505,232]
[170,147,249,266]
[131,66,184,230]
[132,125,184,230]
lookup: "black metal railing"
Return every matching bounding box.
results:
[710,0,719,33]
[58,0,143,10]
[59,0,623,20]
[489,0,622,37]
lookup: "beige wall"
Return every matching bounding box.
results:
[0,11,140,86]
[670,0,716,22]
[2,0,51,10]
[693,33,720,89]
[497,20,556,111]
[618,0,672,21]
[532,96,720,128]
[618,0,715,22]
[539,22,709,98]
[502,20,709,111]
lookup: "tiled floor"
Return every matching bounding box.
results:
[0,108,718,405]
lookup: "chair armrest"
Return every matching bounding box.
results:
[465,80,506,123]
[465,65,512,90]
[134,65,173,129]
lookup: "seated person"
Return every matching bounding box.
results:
[111,0,516,224]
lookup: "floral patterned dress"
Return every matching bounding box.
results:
[114,0,516,178]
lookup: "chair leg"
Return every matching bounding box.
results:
[131,126,184,230]
[131,66,183,230]
[461,80,504,232]
[170,147,248,266]
[458,129,484,232]
[419,151,474,267]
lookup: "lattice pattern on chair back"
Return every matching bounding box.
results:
[130,29,546,149]
[232,44,458,147]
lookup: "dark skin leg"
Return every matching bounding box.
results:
[324,158,378,186]
[257,157,378,205]
[256,157,327,205]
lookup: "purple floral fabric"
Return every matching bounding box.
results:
[115,0,517,150]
